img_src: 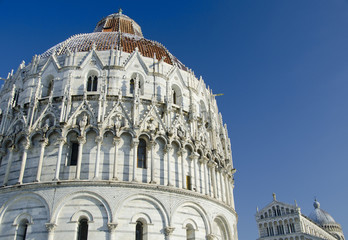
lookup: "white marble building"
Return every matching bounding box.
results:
[255,194,345,240]
[0,10,238,240]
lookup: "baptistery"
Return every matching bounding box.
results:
[0,10,237,240]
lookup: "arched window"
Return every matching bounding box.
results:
[77,218,88,240]
[186,224,195,240]
[87,75,98,91]
[172,89,177,104]
[136,221,144,240]
[130,79,135,94]
[16,219,29,240]
[137,139,147,168]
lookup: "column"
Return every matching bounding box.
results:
[75,136,86,179]
[218,168,225,202]
[178,148,186,189]
[132,139,139,182]
[208,161,217,198]
[3,146,14,186]
[35,138,48,182]
[165,144,172,186]
[164,226,175,240]
[190,153,199,192]
[149,141,156,184]
[107,223,118,240]
[203,157,209,195]
[17,142,30,184]
[45,223,57,240]
[229,177,235,209]
[53,138,65,181]
[223,170,230,205]
[112,137,120,180]
[199,157,207,194]
[94,136,103,179]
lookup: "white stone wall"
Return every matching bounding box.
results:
[0,184,238,240]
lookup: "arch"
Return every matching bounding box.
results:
[86,69,99,92]
[0,192,50,224]
[171,201,211,234]
[13,213,33,225]
[130,72,145,96]
[182,218,199,231]
[42,74,54,97]
[185,223,196,240]
[131,212,153,225]
[154,135,168,145]
[51,191,112,224]
[212,215,232,240]
[171,84,182,105]
[137,138,147,169]
[71,210,94,222]
[114,193,169,227]
[46,128,62,140]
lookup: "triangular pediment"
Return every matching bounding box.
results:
[123,49,149,74]
[79,50,104,69]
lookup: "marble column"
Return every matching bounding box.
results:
[218,168,224,202]
[164,226,175,240]
[53,138,65,181]
[178,148,186,189]
[3,146,14,186]
[223,170,230,205]
[149,141,156,184]
[35,138,48,182]
[190,152,199,192]
[112,137,120,180]
[107,223,118,240]
[94,136,103,179]
[45,223,57,240]
[75,136,86,179]
[132,139,139,182]
[165,144,173,186]
[208,161,217,198]
[199,156,209,195]
[17,142,30,184]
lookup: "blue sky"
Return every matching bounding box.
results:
[0,0,347,239]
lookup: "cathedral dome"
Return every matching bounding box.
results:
[309,200,337,225]
[41,9,187,70]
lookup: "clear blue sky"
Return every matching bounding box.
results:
[0,0,347,239]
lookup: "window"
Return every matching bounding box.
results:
[290,223,295,233]
[69,142,79,166]
[186,224,195,240]
[77,218,88,240]
[87,75,98,91]
[130,79,135,94]
[16,219,28,240]
[136,221,143,240]
[172,89,177,104]
[186,175,192,190]
[137,139,147,168]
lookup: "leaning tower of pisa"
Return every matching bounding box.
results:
[0,10,238,240]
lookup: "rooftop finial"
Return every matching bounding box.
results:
[118,8,123,14]
[272,193,276,201]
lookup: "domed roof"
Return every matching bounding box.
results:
[40,9,187,71]
[309,200,337,226]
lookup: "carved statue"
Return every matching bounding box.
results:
[79,114,88,128]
